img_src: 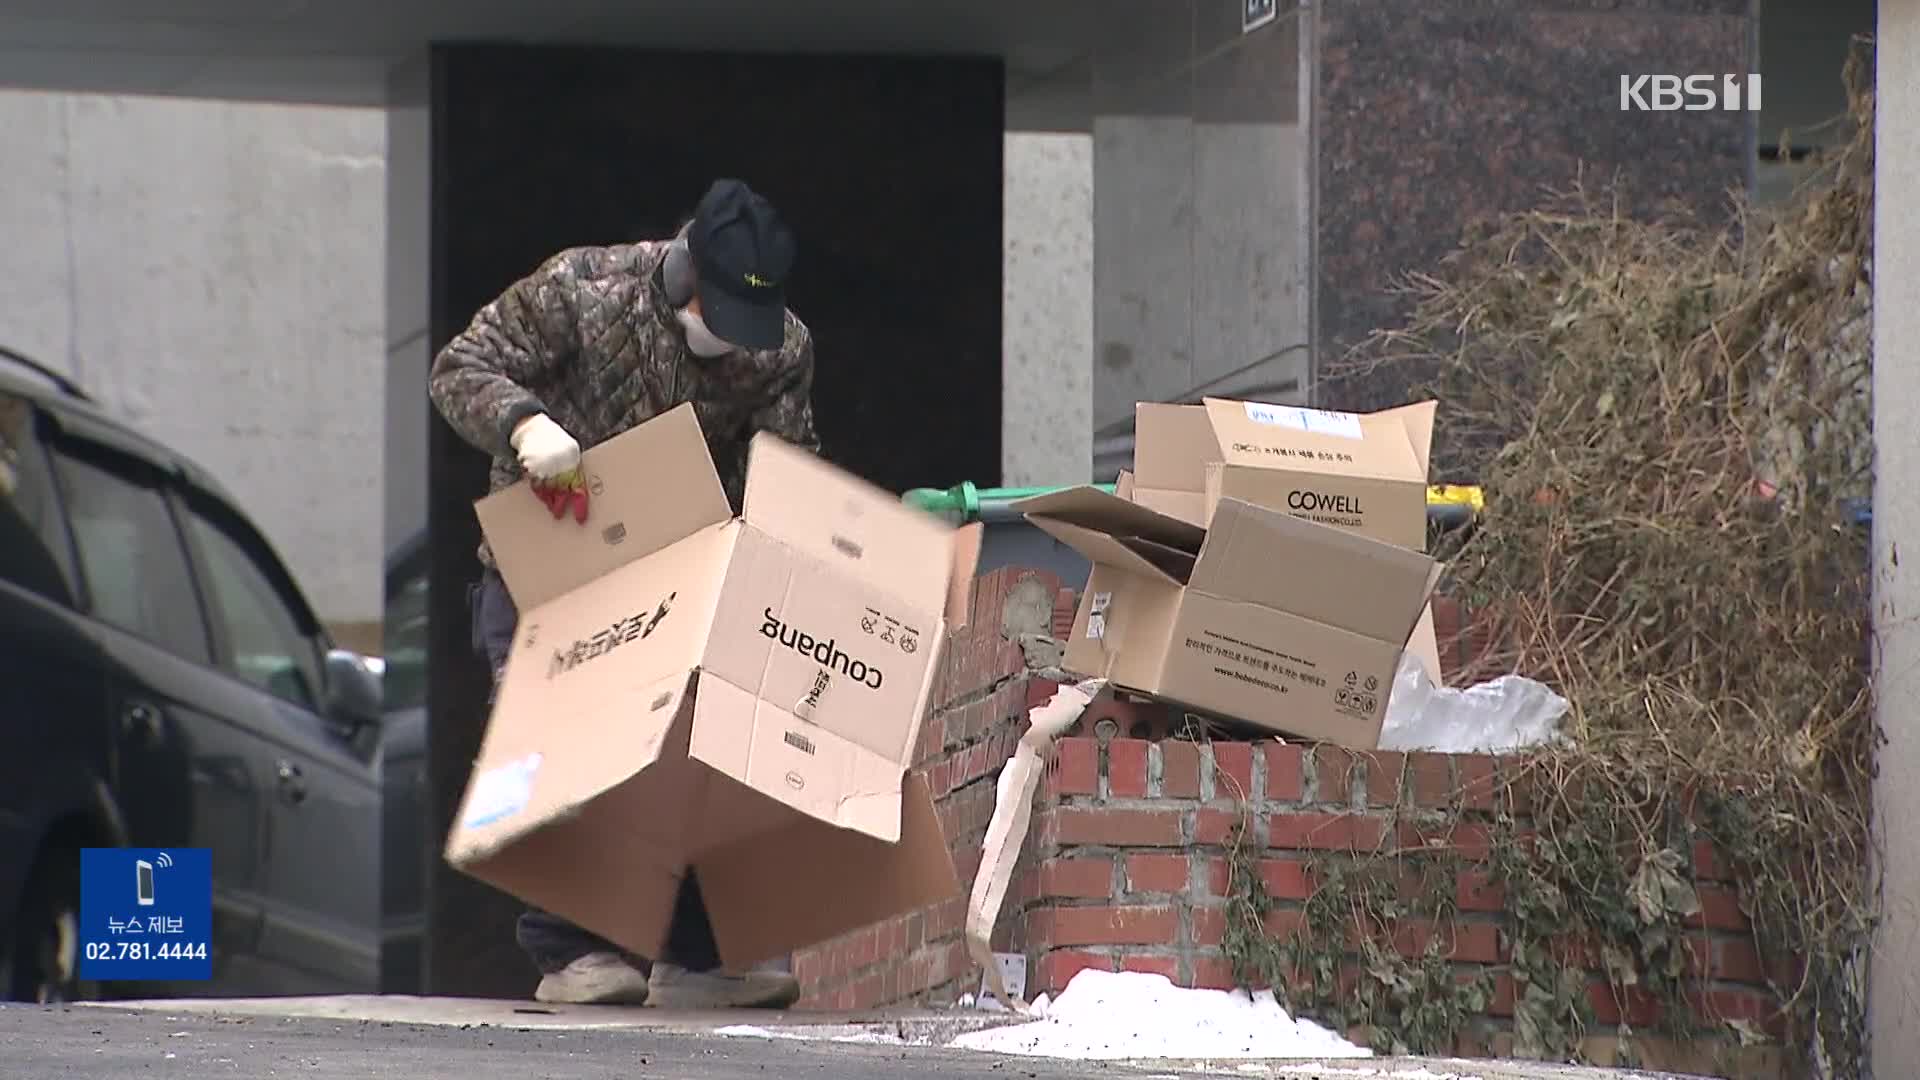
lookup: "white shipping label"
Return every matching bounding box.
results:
[1243,401,1364,440]
[462,752,542,830]
[1086,592,1112,641]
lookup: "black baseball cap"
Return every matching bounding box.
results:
[685,178,796,352]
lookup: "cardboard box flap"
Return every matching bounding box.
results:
[1115,470,1136,500]
[1192,496,1441,644]
[1200,398,1432,485]
[1026,515,1189,586]
[476,403,733,610]
[743,432,955,618]
[687,672,907,842]
[946,522,983,631]
[1013,486,1206,554]
[1134,401,1218,493]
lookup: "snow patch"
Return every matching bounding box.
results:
[945,969,1371,1060]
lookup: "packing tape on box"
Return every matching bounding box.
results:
[965,677,1105,1010]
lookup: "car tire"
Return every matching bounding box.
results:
[5,847,103,1003]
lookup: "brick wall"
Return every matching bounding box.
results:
[792,565,1077,1009]
[791,568,1786,1076]
[1012,730,1786,1074]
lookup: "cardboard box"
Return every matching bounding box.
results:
[1016,487,1441,749]
[443,404,978,970]
[1130,396,1448,684]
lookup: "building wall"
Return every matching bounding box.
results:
[1872,0,1920,1072]
[0,89,387,632]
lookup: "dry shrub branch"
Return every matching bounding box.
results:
[1326,40,1878,1075]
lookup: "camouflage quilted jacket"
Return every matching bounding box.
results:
[428,239,820,569]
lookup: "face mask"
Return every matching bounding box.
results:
[676,308,735,359]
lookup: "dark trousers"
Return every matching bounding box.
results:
[471,567,648,976]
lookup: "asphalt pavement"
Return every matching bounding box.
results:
[0,996,1714,1080]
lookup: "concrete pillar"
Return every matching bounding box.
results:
[1088,4,1311,480]
[1872,2,1920,1072]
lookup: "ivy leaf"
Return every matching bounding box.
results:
[1601,943,1640,987]
[1629,848,1701,924]
[1727,1018,1768,1046]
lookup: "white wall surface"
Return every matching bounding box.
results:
[1872,0,1920,1071]
[1002,131,1094,487]
[0,89,387,625]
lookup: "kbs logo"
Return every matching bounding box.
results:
[760,608,885,690]
[1619,74,1761,112]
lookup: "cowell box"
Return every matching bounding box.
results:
[443,403,979,971]
[1122,396,1447,683]
[1016,486,1440,749]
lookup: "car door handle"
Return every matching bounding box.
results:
[274,760,307,805]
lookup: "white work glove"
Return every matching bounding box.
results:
[509,414,581,480]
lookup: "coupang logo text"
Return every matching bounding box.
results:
[760,608,884,690]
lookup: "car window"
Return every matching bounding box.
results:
[51,447,211,663]
[0,391,79,605]
[182,509,325,712]
[383,564,427,712]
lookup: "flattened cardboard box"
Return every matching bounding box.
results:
[1131,396,1447,684]
[1016,486,1441,749]
[443,404,980,970]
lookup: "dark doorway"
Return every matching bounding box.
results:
[422,43,1005,998]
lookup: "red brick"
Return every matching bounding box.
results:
[1047,807,1184,848]
[1688,934,1765,983]
[1258,858,1313,901]
[1407,752,1454,808]
[1688,987,1786,1036]
[847,972,886,1009]
[1036,949,1113,994]
[1480,970,1516,1017]
[1194,807,1252,847]
[1211,743,1255,803]
[1200,856,1232,897]
[1262,908,1304,940]
[847,926,883,971]
[1456,870,1506,912]
[1190,905,1228,946]
[1500,756,1535,814]
[1262,743,1307,803]
[1124,853,1191,895]
[1269,811,1386,852]
[1040,857,1116,899]
[1693,838,1732,881]
[1390,919,1500,964]
[1457,754,1499,811]
[1026,677,1064,710]
[1109,739,1151,797]
[1192,954,1239,990]
[1589,981,1665,1027]
[1395,819,1493,861]
[1160,740,1203,799]
[1043,905,1180,947]
[1365,751,1406,807]
[1120,954,1181,981]
[1695,885,1749,932]
[1049,738,1099,798]
[1315,747,1357,804]
[1053,587,1078,639]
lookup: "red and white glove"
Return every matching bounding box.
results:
[511,415,589,523]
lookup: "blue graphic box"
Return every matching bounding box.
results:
[79,848,212,982]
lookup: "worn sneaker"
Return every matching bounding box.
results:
[533,952,652,1006]
[646,962,801,1010]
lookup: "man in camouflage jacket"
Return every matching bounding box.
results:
[428,178,814,1010]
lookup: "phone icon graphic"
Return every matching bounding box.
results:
[136,859,155,906]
